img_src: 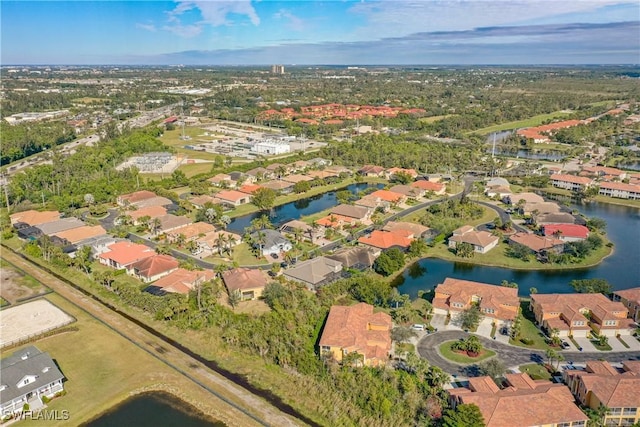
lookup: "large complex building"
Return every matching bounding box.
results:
[251,140,291,155]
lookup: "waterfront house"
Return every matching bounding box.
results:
[215,190,251,207]
[542,224,589,242]
[550,174,593,191]
[358,230,413,251]
[283,257,343,290]
[508,232,565,255]
[448,225,499,254]
[612,287,640,322]
[250,229,292,257]
[358,165,386,178]
[598,182,640,200]
[326,246,380,271]
[330,204,372,222]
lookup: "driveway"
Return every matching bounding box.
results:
[417,331,640,375]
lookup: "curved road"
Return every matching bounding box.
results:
[417,331,640,376]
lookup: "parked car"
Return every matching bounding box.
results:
[411,324,425,331]
[270,253,278,259]
[561,340,571,349]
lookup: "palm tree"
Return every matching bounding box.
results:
[225,235,237,256]
[215,234,228,256]
[275,165,287,180]
[256,231,267,257]
[149,217,162,236]
[292,227,303,243]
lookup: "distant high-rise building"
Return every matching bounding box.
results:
[271,64,285,74]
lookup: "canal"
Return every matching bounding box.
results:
[227,182,384,232]
[398,201,640,297]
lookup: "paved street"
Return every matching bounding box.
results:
[416,331,640,376]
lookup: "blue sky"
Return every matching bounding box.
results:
[2,1,639,65]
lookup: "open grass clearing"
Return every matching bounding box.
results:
[438,341,496,364]
[204,242,269,266]
[419,114,457,123]
[518,363,552,380]
[470,111,574,135]
[0,258,50,304]
[509,302,551,351]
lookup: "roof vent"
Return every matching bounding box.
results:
[42,367,50,373]
[20,352,30,360]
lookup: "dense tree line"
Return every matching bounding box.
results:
[1,121,76,164]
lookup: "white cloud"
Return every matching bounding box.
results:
[163,23,203,38]
[136,23,157,32]
[171,1,260,27]
[273,9,305,32]
[347,0,630,39]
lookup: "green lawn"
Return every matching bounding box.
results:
[519,363,552,381]
[591,340,613,351]
[205,242,269,266]
[176,162,215,178]
[510,302,551,350]
[469,111,574,135]
[395,342,416,355]
[419,114,457,123]
[438,341,496,364]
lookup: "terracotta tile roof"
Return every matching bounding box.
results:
[551,174,593,185]
[207,173,231,184]
[542,224,589,239]
[358,165,385,175]
[582,166,626,176]
[129,205,168,221]
[169,222,216,240]
[599,181,640,193]
[10,210,60,226]
[188,195,220,207]
[382,221,429,236]
[129,254,179,278]
[433,278,520,321]
[319,303,392,363]
[261,180,294,191]
[368,189,405,203]
[99,241,155,266]
[509,233,564,252]
[509,192,544,204]
[449,227,498,248]
[386,167,418,178]
[53,225,106,244]
[222,268,268,292]
[613,287,640,304]
[580,375,640,408]
[149,268,215,295]
[358,230,413,249]
[307,170,339,180]
[450,374,588,427]
[281,174,314,184]
[119,190,157,204]
[411,180,445,192]
[238,184,263,194]
[531,293,628,329]
[316,214,356,228]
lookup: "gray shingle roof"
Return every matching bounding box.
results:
[1,346,64,404]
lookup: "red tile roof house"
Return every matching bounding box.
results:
[222,268,269,301]
[357,165,386,177]
[432,278,520,324]
[368,189,406,205]
[215,190,251,207]
[99,241,155,270]
[126,254,179,283]
[128,205,168,225]
[316,214,359,229]
[448,374,589,427]
[238,184,264,195]
[542,224,590,242]
[319,303,392,367]
[410,180,446,196]
[358,230,414,251]
[117,190,157,207]
[550,174,594,191]
[146,268,215,296]
[598,182,640,200]
[10,210,60,226]
[613,287,640,322]
[166,222,216,243]
[563,361,640,427]
[581,166,628,180]
[207,173,232,187]
[448,225,499,254]
[508,232,565,255]
[385,167,418,180]
[530,293,634,338]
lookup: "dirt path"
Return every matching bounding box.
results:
[1,250,305,427]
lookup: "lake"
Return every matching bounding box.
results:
[227,182,384,232]
[397,201,640,297]
[84,392,225,427]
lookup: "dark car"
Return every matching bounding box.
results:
[270,253,278,259]
[561,340,571,349]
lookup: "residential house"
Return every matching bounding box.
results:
[386,167,418,180]
[358,165,386,177]
[260,180,294,193]
[0,346,65,418]
[245,167,273,181]
[281,174,314,184]
[598,182,640,200]
[128,205,168,225]
[448,374,588,427]
[307,170,340,181]
[308,157,331,168]
[448,225,499,254]
[250,229,292,257]
[126,254,179,283]
[76,235,121,259]
[550,174,593,191]
[265,162,290,176]
[98,241,156,269]
[534,212,577,226]
[117,190,157,206]
[382,221,429,238]
[155,214,192,234]
[279,220,317,242]
[411,180,446,195]
[283,257,343,290]
[508,192,545,208]
[358,230,413,251]
[222,268,268,301]
[389,184,424,199]
[542,224,590,242]
[354,196,389,212]
[53,225,107,245]
[325,165,352,176]
[316,214,359,229]
[368,189,406,205]
[291,160,311,171]
[238,184,264,195]
[215,190,251,207]
[167,222,216,243]
[188,195,221,209]
[146,268,215,295]
[36,218,85,236]
[530,293,634,337]
[228,171,255,185]
[196,230,241,255]
[130,196,173,210]
[613,288,640,322]
[563,361,640,427]
[10,210,60,226]
[319,303,392,367]
[522,201,562,216]
[207,173,232,187]
[327,247,380,271]
[330,204,372,222]
[432,278,520,324]
[508,232,565,255]
[581,166,628,180]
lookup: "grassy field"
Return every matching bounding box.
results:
[419,114,456,123]
[400,204,497,228]
[470,111,574,135]
[519,363,552,380]
[438,341,496,364]
[204,242,269,266]
[14,294,227,427]
[510,302,551,351]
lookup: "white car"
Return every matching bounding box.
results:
[411,324,425,331]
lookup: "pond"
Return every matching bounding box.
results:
[397,201,640,297]
[84,392,225,427]
[227,182,384,232]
